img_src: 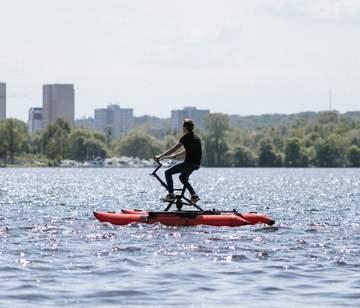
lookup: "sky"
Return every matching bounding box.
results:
[1,0,360,121]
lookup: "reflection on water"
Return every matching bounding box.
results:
[0,168,360,307]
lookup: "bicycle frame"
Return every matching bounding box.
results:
[151,160,203,211]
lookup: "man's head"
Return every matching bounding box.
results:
[182,119,194,133]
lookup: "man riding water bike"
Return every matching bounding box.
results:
[154,119,202,203]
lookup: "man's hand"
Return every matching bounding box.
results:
[154,155,162,161]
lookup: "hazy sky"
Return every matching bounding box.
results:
[1,0,359,120]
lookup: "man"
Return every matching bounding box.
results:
[154,119,202,203]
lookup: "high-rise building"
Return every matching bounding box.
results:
[94,108,110,132]
[28,107,43,133]
[42,84,75,127]
[0,82,6,120]
[171,107,210,131]
[94,104,134,138]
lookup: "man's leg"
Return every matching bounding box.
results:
[165,162,186,194]
[179,166,196,196]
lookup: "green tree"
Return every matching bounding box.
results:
[0,121,7,160]
[40,118,71,160]
[317,111,339,124]
[284,138,308,167]
[0,119,29,163]
[68,128,108,161]
[230,145,257,167]
[83,138,107,160]
[258,139,282,167]
[204,113,230,166]
[115,131,163,159]
[348,145,360,167]
[70,132,86,160]
[348,129,360,147]
[315,138,344,167]
[303,132,321,147]
[103,125,113,146]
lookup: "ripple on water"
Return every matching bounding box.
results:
[0,168,359,307]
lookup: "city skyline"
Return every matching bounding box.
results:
[1,1,359,121]
[2,80,359,123]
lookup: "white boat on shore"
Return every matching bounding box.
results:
[103,156,155,168]
[60,160,84,168]
[60,156,179,168]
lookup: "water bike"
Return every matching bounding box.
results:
[94,160,275,227]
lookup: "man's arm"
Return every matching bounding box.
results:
[155,143,182,161]
[162,149,185,160]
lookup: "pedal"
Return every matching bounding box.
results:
[191,197,200,204]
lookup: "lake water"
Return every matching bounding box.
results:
[0,168,359,307]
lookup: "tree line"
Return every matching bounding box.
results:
[0,111,360,167]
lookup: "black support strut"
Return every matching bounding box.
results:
[151,160,204,211]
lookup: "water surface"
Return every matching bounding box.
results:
[0,168,359,307]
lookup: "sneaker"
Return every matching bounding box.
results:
[162,193,176,202]
[191,195,200,203]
